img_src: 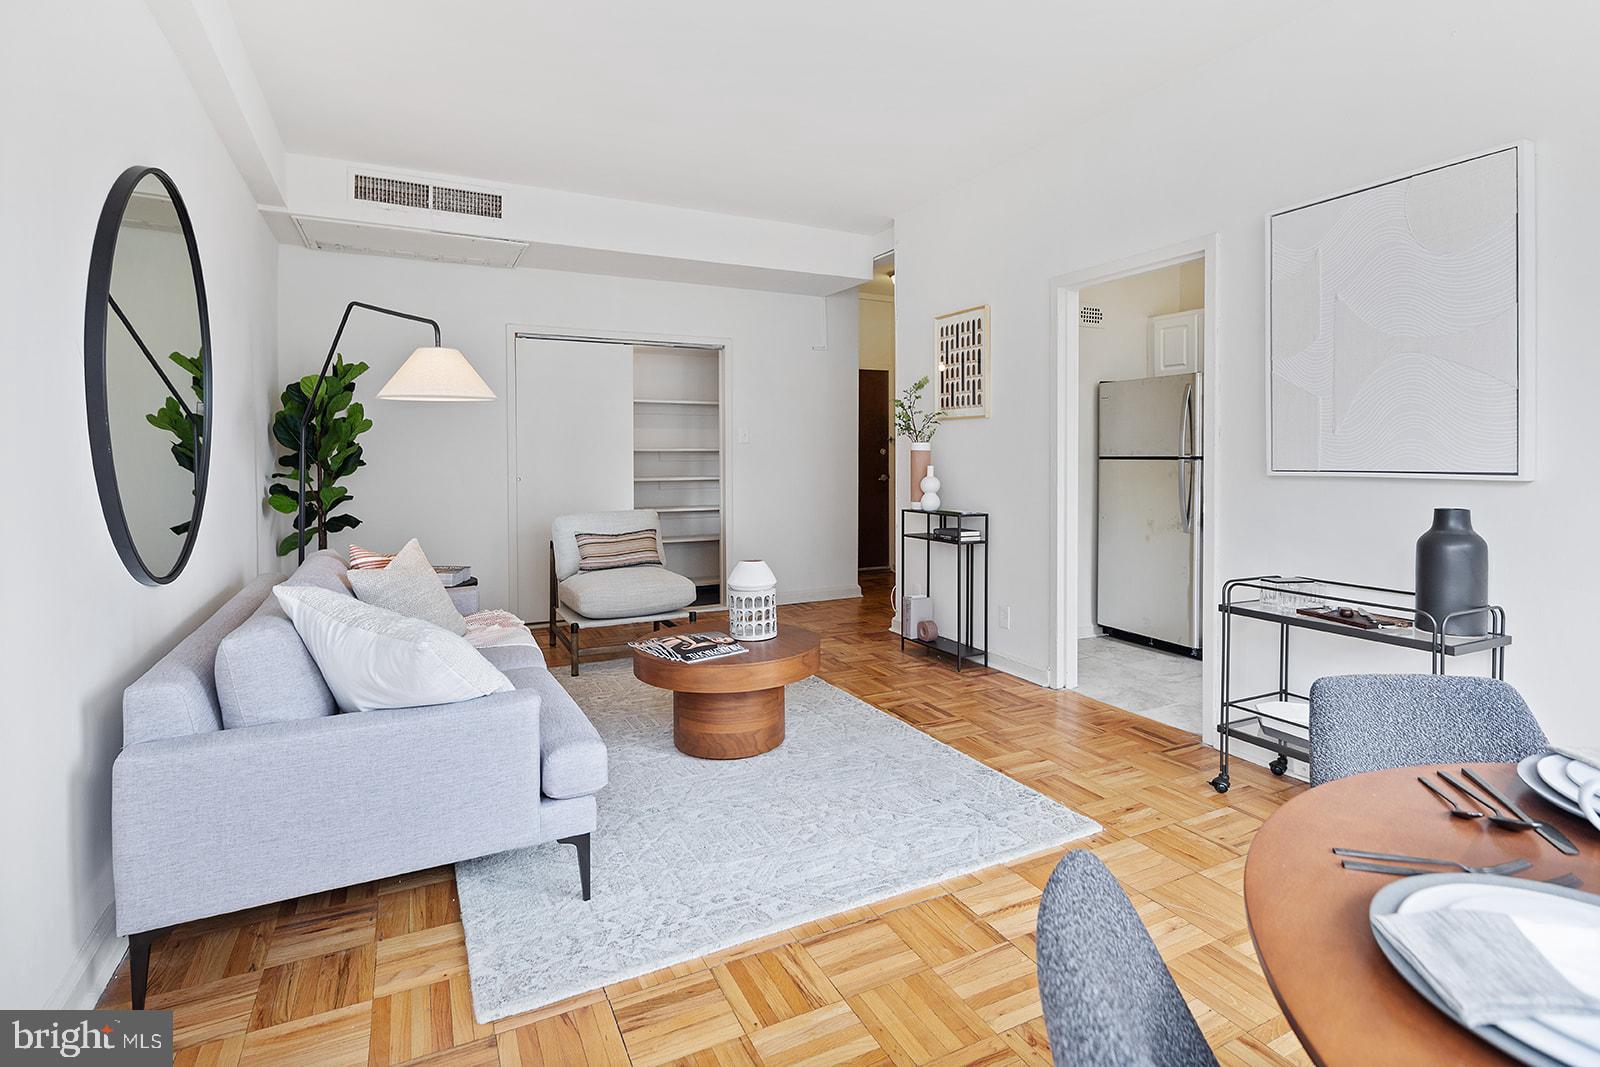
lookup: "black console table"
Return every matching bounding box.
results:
[899,508,989,671]
[1212,575,1510,793]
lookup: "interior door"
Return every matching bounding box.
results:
[858,370,891,569]
[514,338,633,620]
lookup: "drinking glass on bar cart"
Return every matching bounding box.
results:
[1259,578,1320,613]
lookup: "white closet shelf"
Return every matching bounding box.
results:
[634,476,720,482]
[633,447,719,453]
[664,534,721,544]
[688,574,721,585]
[653,505,721,513]
[633,398,719,406]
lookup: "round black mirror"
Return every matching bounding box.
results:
[85,167,212,585]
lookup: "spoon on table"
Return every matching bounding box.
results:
[1438,771,1535,831]
[1419,776,1483,818]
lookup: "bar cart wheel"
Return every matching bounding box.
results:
[1210,773,1230,794]
[1270,756,1289,776]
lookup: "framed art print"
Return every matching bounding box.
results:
[935,304,990,418]
[1267,143,1534,479]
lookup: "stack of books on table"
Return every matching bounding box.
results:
[927,527,983,543]
[629,632,748,663]
[433,565,473,587]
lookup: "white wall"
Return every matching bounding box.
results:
[1077,265,1202,636]
[275,247,861,610]
[0,1,279,1007]
[893,0,1600,745]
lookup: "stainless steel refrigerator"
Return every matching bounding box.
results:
[1095,373,1202,652]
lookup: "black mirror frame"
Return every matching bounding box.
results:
[84,166,214,586]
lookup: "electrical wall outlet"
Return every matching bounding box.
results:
[998,605,1012,630]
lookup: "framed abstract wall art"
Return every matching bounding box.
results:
[1267,143,1534,479]
[934,304,990,418]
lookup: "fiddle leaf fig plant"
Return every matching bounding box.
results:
[894,375,943,443]
[264,355,373,557]
[145,349,205,535]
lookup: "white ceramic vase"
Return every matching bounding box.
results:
[919,465,942,512]
[727,559,778,640]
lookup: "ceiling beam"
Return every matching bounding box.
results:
[143,0,287,206]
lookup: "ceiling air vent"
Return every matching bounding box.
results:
[432,185,502,220]
[353,173,430,211]
[1079,305,1105,329]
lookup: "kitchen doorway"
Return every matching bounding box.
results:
[1048,238,1219,740]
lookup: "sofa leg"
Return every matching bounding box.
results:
[129,930,157,1010]
[570,624,581,677]
[689,610,698,624]
[559,833,592,900]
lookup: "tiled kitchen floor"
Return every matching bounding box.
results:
[1075,634,1203,734]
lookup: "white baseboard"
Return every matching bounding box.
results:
[47,902,122,1010]
[779,585,861,606]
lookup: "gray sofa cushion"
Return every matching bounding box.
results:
[124,576,280,745]
[558,565,695,620]
[479,644,545,672]
[215,597,336,729]
[212,551,356,729]
[288,548,355,595]
[504,667,608,798]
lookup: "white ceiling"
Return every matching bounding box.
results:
[228,0,1322,234]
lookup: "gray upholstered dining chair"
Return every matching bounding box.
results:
[1308,674,1547,786]
[1037,850,1218,1067]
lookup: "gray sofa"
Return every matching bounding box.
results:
[111,550,606,1009]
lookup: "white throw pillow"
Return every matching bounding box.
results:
[347,538,467,635]
[274,584,512,713]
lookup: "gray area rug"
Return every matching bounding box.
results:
[455,660,1098,1023]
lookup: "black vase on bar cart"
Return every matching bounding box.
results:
[1414,508,1488,636]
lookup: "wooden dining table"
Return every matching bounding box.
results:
[1245,762,1600,1066]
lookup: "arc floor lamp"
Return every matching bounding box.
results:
[296,300,495,563]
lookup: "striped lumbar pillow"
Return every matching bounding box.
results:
[348,544,395,571]
[575,529,662,571]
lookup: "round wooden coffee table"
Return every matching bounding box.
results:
[632,627,821,759]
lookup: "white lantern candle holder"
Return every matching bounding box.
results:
[728,560,778,641]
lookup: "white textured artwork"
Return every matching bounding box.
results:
[1269,146,1528,477]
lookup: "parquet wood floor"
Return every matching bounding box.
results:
[98,572,1308,1066]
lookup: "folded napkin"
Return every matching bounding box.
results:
[1374,910,1600,1027]
[1554,747,1600,772]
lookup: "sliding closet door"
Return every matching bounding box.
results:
[513,338,633,620]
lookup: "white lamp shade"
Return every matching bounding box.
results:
[376,347,495,402]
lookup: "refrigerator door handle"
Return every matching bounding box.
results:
[1178,459,1192,533]
[1180,381,1195,458]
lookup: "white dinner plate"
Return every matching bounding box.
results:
[1397,880,1600,1064]
[1542,755,1584,803]
[1569,761,1600,791]
[1522,755,1584,818]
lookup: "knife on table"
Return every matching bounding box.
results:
[1462,767,1579,856]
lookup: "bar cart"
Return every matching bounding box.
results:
[1211,576,1510,793]
[899,508,989,671]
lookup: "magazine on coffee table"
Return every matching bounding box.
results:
[629,631,748,663]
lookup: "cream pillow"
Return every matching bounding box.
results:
[274,585,511,713]
[347,538,466,635]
